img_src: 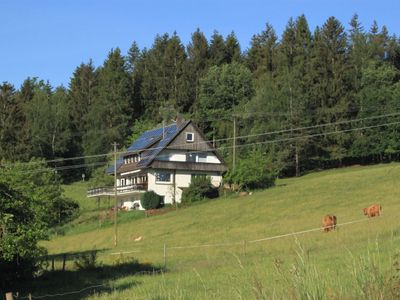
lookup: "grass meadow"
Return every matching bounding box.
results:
[16,163,400,299]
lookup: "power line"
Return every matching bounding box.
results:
[73,112,400,158]
[222,120,400,151]
[3,111,399,170]
[11,119,400,176]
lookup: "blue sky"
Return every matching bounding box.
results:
[1,0,398,88]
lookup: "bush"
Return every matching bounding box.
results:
[141,191,162,210]
[181,176,219,204]
[225,150,276,191]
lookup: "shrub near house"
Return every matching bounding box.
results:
[181,176,219,203]
[141,191,162,210]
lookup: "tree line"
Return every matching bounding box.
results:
[1,14,400,181]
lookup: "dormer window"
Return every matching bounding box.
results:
[124,154,141,164]
[186,132,194,142]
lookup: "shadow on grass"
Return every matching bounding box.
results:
[16,258,163,300]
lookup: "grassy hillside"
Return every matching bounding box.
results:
[24,164,400,299]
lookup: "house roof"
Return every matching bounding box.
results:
[107,120,190,174]
[137,121,190,168]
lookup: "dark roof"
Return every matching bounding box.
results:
[107,121,190,174]
[137,121,189,167]
[127,123,177,152]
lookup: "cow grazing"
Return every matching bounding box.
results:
[363,204,382,218]
[322,215,337,232]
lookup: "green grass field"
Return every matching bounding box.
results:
[20,164,400,299]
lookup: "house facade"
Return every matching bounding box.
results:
[87,119,227,209]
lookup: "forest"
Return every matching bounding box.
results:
[1,14,400,181]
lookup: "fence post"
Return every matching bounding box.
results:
[5,292,13,300]
[28,293,32,300]
[163,243,167,270]
[51,257,55,271]
[62,254,66,271]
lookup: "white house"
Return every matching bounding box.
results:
[87,119,227,210]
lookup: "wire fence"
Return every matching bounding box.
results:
[14,270,164,299]
[9,213,388,299]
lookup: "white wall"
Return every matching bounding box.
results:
[157,150,221,164]
[157,150,186,162]
[147,170,176,204]
[147,169,223,204]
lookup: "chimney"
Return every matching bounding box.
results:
[176,114,184,128]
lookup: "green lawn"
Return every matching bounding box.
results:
[22,164,400,299]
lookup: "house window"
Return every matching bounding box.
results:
[156,172,171,183]
[186,132,194,142]
[186,153,196,162]
[198,153,207,163]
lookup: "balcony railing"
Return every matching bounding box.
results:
[87,183,148,197]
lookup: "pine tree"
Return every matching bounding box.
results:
[187,28,209,106]
[0,83,21,160]
[225,31,241,63]
[68,60,97,148]
[25,82,72,161]
[274,15,313,175]
[310,17,351,165]
[83,48,132,167]
[247,23,278,77]
[209,31,226,66]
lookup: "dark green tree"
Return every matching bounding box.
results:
[187,28,209,106]
[83,48,133,169]
[209,30,226,66]
[0,83,23,161]
[225,31,242,63]
[247,23,278,77]
[309,17,352,166]
[140,33,188,118]
[68,60,97,139]
[26,84,73,160]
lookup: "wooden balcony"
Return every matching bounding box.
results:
[87,183,148,198]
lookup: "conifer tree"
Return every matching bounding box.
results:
[83,48,132,165]
[68,61,97,151]
[225,31,241,63]
[310,17,351,165]
[209,31,226,66]
[0,83,21,160]
[187,28,209,106]
[247,23,278,77]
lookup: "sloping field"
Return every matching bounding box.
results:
[35,164,400,299]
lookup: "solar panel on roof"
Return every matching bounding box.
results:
[137,121,189,167]
[127,124,177,152]
[107,121,188,172]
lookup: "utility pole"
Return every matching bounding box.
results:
[232,116,236,170]
[113,142,118,247]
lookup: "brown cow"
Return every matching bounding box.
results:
[322,215,337,232]
[363,204,382,218]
